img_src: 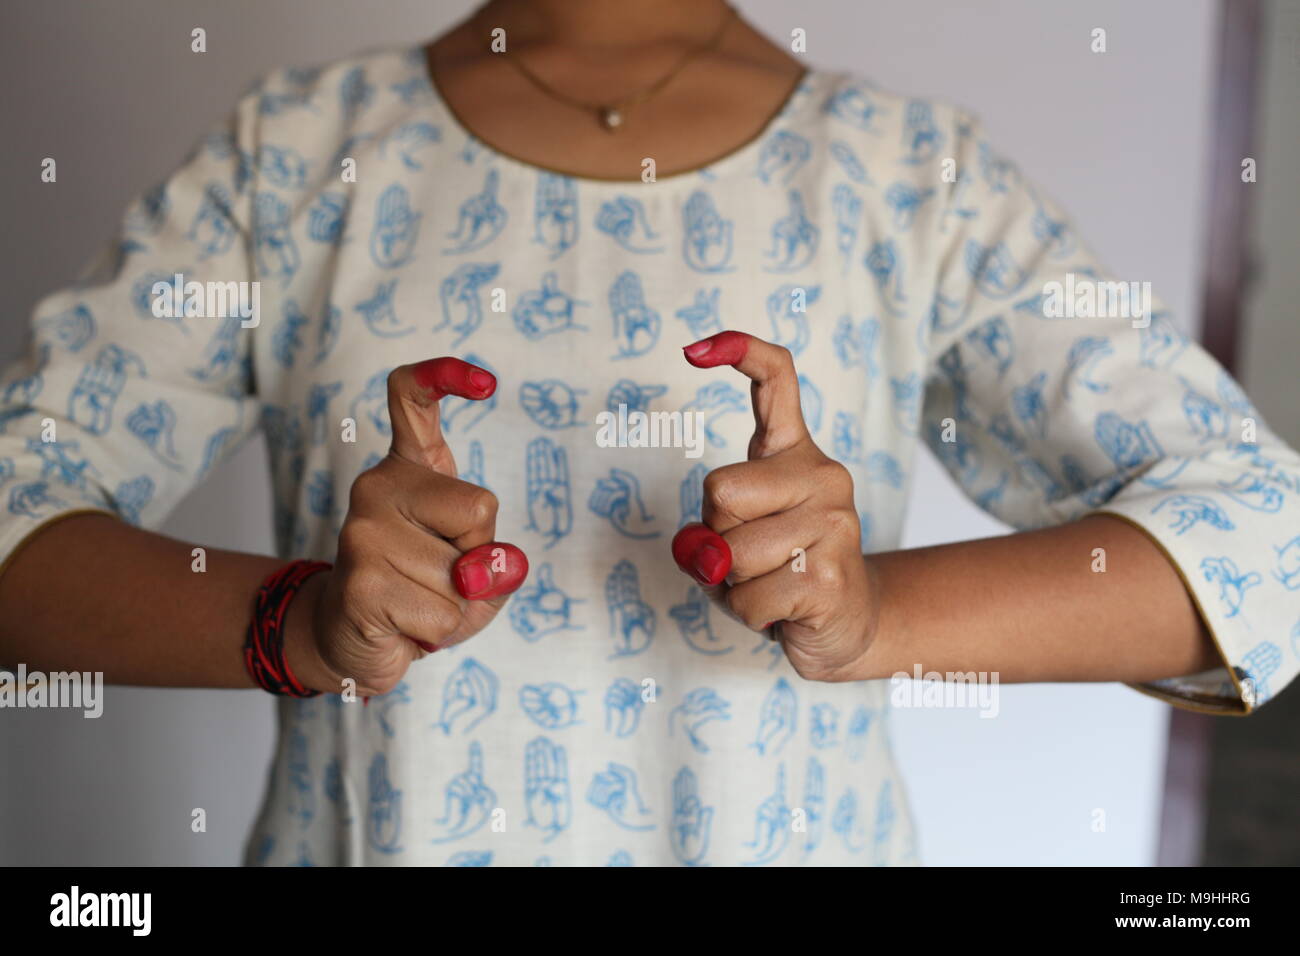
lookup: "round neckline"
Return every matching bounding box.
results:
[415,44,818,187]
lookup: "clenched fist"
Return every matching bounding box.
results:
[289,357,528,696]
[671,331,879,682]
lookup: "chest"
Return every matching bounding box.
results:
[251,159,927,551]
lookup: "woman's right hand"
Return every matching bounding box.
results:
[287,357,528,697]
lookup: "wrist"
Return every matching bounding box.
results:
[281,569,340,695]
[848,553,895,681]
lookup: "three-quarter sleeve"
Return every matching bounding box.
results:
[919,112,1300,715]
[0,84,265,574]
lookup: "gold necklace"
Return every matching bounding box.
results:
[493,5,738,131]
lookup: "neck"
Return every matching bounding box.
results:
[476,0,732,50]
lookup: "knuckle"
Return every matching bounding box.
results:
[464,486,499,528]
[811,559,845,591]
[340,560,386,604]
[823,507,859,542]
[336,517,375,558]
[400,597,462,650]
[367,671,403,698]
[819,459,855,498]
[347,465,387,511]
[416,595,462,632]
[725,546,754,583]
[428,601,464,640]
[384,366,408,394]
[723,588,745,623]
[703,467,742,521]
[787,655,817,680]
[791,658,834,683]
[724,588,760,631]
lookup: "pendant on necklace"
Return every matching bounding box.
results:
[599,106,624,131]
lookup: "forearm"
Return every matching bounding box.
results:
[855,513,1220,684]
[0,513,325,689]
[0,508,1223,690]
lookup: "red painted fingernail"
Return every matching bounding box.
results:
[455,561,491,597]
[682,340,712,362]
[763,621,778,630]
[467,367,496,396]
[412,638,439,653]
[412,357,496,400]
[453,542,529,600]
[694,544,727,584]
[671,523,732,587]
[683,331,749,368]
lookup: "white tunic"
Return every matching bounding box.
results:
[2,46,1297,867]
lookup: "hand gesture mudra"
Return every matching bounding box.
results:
[671,331,878,682]
[299,357,529,696]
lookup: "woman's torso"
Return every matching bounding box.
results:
[245,46,949,866]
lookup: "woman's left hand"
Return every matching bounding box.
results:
[672,331,880,682]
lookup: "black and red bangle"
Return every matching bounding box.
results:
[243,559,331,698]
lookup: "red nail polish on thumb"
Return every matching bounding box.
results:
[682,330,750,368]
[671,523,732,587]
[412,356,497,401]
[453,542,529,600]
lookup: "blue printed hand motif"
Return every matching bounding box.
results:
[682,190,734,273]
[509,563,583,641]
[513,271,587,340]
[588,467,660,539]
[670,688,731,753]
[743,764,790,866]
[520,379,585,430]
[670,586,734,656]
[445,169,506,253]
[524,736,571,843]
[367,753,402,854]
[432,741,496,843]
[69,345,147,435]
[587,763,655,831]
[533,173,578,259]
[519,682,582,730]
[803,756,827,858]
[670,767,712,866]
[437,658,499,735]
[603,678,646,738]
[605,559,656,658]
[752,678,797,756]
[609,271,661,359]
[437,263,499,346]
[525,436,572,549]
[596,196,662,253]
[764,190,819,272]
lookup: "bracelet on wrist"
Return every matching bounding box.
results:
[243,559,331,698]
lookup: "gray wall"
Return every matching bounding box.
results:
[1240,0,1300,449]
[1204,0,1300,867]
[1,0,1219,865]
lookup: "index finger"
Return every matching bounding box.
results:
[386,357,496,474]
[682,331,809,459]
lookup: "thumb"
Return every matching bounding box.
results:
[671,522,731,589]
[453,541,530,606]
